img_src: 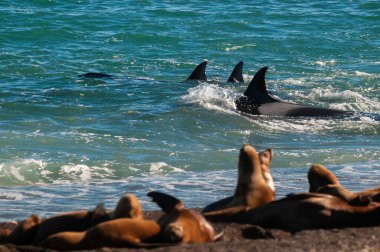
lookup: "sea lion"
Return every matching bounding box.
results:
[41,218,161,251]
[308,164,341,193]
[226,193,380,232]
[202,144,275,217]
[34,193,142,244]
[308,164,380,206]
[148,191,222,243]
[260,148,275,196]
[0,215,40,245]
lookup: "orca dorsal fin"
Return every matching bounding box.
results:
[227,61,244,83]
[78,72,113,79]
[187,61,207,81]
[243,67,277,104]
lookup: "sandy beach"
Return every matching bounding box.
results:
[1,209,380,252]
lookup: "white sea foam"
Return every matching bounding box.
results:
[149,162,185,173]
[224,43,255,51]
[281,78,306,86]
[0,192,23,201]
[59,164,114,181]
[307,87,380,113]
[181,83,237,114]
[314,60,336,66]
[354,71,376,78]
[0,159,48,185]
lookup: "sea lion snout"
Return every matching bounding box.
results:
[164,223,183,243]
[241,144,257,158]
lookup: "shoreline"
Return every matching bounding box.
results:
[1,210,380,252]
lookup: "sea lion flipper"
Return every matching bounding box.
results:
[202,196,234,213]
[227,61,244,83]
[213,229,224,241]
[147,191,184,212]
[186,61,207,81]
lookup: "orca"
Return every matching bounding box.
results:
[187,61,244,82]
[235,67,355,117]
[227,61,244,83]
[78,72,114,79]
[186,61,208,81]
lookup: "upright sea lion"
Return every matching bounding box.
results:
[259,148,275,196]
[0,215,40,245]
[227,193,380,232]
[148,191,221,243]
[34,193,142,244]
[308,164,380,206]
[202,144,275,217]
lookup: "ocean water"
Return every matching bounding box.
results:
[1,1,379,221]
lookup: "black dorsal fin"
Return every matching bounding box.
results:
[78,72,113,79]
[186,61,207,81]
[147,191,184,213]
[227,61,244,83]
[243,67,277,104]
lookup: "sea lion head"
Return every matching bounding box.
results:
[4,214,40,245]
[235,144,261,196]
[148,191,221,243]
[235,144,274,208]
[259,149,275,195]
[112,194,143,219]
[308,164,340,192]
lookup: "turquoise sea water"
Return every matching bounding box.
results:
[0,1,379,221]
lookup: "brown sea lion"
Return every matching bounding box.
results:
[202,144,275,217]
[148,191,222,243]
[308,164,380,206]
[223,193,380,232]
[0,215,40,245]
[34,193,142,244]
[41,218,161,251]
[308,164,341,192]
[260,148,275,196]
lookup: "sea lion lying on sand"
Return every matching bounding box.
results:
[41,218,160,250]
[42,192,221,250]
[34,193,142,244]
[220,192,380,232]
[148,191,222,243]
[308,164,380,206]
[0,215,40,245]
[202,144,275,216]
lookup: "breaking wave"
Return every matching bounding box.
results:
[181,83,238,114]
